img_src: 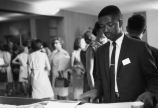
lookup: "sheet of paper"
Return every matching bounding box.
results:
[45,100,81,108]
[0,104,16,108]
[77,101,143,108]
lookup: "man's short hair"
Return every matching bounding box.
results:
[127,14,145,34]
[31,39,43,51]
[98,5,122,20]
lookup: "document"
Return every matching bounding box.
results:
[45,100,81,108]
[77,101,143,108]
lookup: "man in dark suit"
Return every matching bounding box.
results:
[126,14,158,68]
[94,5,158,108]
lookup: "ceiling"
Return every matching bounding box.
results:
[0,0,158,21]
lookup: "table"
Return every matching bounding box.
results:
[0,96,43,105]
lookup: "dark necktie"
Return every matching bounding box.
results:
[109,41,116,102]
[111,41,116,67]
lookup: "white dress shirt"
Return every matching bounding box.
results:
[109,33,124,93]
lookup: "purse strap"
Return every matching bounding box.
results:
[58,70,64,78]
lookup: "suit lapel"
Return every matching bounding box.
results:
[117,35,129,75]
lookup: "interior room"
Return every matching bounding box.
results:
[0,0,158,107]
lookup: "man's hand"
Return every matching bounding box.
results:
[79,89,99,102]
[137,91,154,108]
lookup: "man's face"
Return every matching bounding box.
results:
[98,15,122,41]
[54,40,62,49]
[80,38,87,50]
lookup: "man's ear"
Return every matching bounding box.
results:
[126,26,129,32]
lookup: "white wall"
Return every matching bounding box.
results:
[146,10,158,48]
[122,13,133,33]
[55,9,158,52]
[57,10,97,53]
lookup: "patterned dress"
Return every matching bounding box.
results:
[71,50,85,99]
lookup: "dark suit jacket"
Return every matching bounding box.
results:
[94,35,158,103]
[130,36,158,68]
[150,46,158,68]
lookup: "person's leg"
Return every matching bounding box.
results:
[21,82,28,96]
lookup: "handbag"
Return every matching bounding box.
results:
[54,71,70,87]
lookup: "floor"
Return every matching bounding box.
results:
[0,82,29,98]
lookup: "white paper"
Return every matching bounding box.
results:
[0,104,16,108]
[77,101,143,108]
[45,100,80,108]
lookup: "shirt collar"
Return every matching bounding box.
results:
[108,33,124,47]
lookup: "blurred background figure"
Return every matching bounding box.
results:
[49,37,70,100]
[126,14,158,84]
[86,22,107,90]
[41,42,51,57]
[70,37,86,100]
[12,45,29,96]
[82,30,95,93]
[0,42,13,85]
[2,44,13,83]
[126,14,158,108]
[126,14,146,40]
[28,39,54,99]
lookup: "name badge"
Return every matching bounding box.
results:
[122,58,131,66]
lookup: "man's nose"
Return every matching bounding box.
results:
[104,25,110,32]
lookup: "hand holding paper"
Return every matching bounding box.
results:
[79,89,97,100]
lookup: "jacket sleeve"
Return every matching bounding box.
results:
[94,48,103,99]
[140,43,158,94]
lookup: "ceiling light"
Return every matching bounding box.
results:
[0,17,9,21]
[31,1,74,15]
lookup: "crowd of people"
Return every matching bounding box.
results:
[0,4,158,108]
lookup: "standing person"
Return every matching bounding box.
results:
[86,22,107,90]
[28,39,54,99]
[2,44,13,83]
[126,14,158,68]
[93,5,158,108]
[0,43,13,83]
[41,42,52,57]
[49,37,70,100]
[82,30,95,93]
[12,45,29,96]
[71,37,86,100]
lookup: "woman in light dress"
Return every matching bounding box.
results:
[71,37,87,100]
[0,43,13,83]
[28,39,54,99]
[49,37,70,100]
[12,46,29,95]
